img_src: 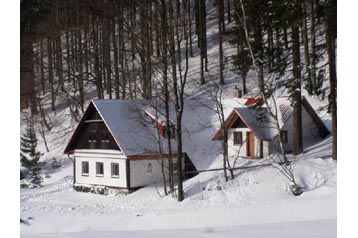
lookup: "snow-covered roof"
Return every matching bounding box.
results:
[92,99,177,157]
[233,107,277,140]
[213,96,328,141]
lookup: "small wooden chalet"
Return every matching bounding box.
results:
[212,96,330,158]
[64,99,197,193]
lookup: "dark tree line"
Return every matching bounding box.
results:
[20,0,209,112]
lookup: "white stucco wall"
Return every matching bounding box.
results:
[228,128,249,157]
[280,106,322,152]
[301,107,324,145]
[228,128,266,158]
[74,149,184,189]
[74,149,127,188]
[129,157,180,188]
[269,105,324,154]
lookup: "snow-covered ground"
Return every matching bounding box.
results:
[20,135,337,238]
[22,220,336,238]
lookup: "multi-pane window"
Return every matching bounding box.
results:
[82,161,89,176]
[280,131,288,143]
[88,130,97,142]
[111,163,119,178]
[101,131,110,143]
[233,131,243,145]
[96,162,104,176]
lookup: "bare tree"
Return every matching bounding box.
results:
[217,0,225,85]
[291,0,303,155]
[323,0,337,161]
[171,0,192,201]
[237,0,288,164]
[237,0,302,195]
[199,75,235,182]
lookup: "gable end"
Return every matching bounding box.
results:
[64,101,122,154]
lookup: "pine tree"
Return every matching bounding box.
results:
[20,124,42,186]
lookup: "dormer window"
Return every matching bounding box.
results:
[101,131,110,143]
[88,130,97,142]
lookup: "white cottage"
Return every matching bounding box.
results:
[212,96,330,158]
[64,99,197,193]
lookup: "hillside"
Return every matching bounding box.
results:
[19,1,336,237]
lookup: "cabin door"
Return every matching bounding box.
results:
[246,132,255,157]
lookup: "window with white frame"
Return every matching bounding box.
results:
[111,163,119,178]
[96,162,104,176]
[82,161,89,176]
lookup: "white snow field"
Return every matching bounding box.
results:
[20,135,336,238]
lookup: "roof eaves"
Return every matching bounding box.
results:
[234,108,266,141]
[63,100,93,154]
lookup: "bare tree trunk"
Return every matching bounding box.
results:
[310,0,318,94]
[239,0,288,163]
[291,0,303,155]
[77,28,84,112]
[103,17,112,99]
[84,15,90,81]
[217,0,225,85]
[92,16,103,99]
[129,3,136,99]
[140,0,152,99]
[197,0,207,84]
[301,1,312,94]
[20,29,37,114]
[118,2,126,99]
[154,1,161,57]
[187,0,194,57]
[55,34,65,91]
[174,0,191,201]
[267,22,273,71]
[221,109,228,182]
[161,0,175,195]
[39,38,46,95]
[112,16,120,99]
[65,30,72,89]
[227,0,231,24]
[73,0,84,112]
[47,37,55,111]
[70,29,77,90]
[324,1,337,161]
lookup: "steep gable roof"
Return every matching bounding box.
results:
[234,107,277,140]
[212,106,277,141]
[64,99,178,156]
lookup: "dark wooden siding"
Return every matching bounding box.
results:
[231,116,247,128]
[73,121,119,150]
[65,103,120,152]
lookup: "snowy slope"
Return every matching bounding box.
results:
[20,136,336,237]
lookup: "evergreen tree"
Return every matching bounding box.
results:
[20,124,42,186]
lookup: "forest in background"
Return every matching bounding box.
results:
[20,0,337,198]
